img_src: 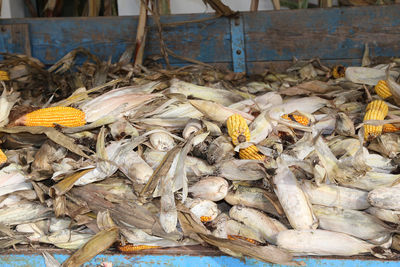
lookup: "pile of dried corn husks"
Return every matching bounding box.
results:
[1,50,400,266]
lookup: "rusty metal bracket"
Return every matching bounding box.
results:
[230,16,246,73]
[0,24,31,57]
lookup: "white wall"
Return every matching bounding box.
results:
[117,0,276,16]
[1,0,26,18]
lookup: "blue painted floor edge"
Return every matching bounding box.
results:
[0,254,397,266]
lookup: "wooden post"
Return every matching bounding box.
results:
[159,0,170,15]
[250,0,259,11]
[134,0,149,66]
[272,0,281,10]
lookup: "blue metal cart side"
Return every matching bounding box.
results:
[1,5,400,74]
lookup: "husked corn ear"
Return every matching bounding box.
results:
[0,149,6,164]
[0,70,9,81]
[281,114,309,126]
[226,114,250,146]
[239,145,265,160]
[363,108,386,140]
[374,80,392,99]
[117,243,160,252]
[332,65,346,79]
[227,235,260,245]
[383,124,400,133]
[19,107,86,127]
[366,100,388,117]
[200,216,213,222]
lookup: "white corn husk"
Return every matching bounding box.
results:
[0,87,19,127]
[109,118,139,139]
[368,185,400,211]
[189,100,254,124]
[185,198,219,222]
[189,176,228,201]
[274,160,317,230]
[224,185,281,216]
[229,205,287,244]
[116,146,153,185]
[0,164,32,197]
[300,180,370,210]
[169,79,243,106]
[149,131,175,152]
[313,204,393,243]
[218,159,266,181]
[341,172,400,191]
[277,229,375,256]
[182,119,203,139]
[74,140,125,186]
[345,66,398,85]
[143,150,215,177]
[0,201,52,225]
[38,229,93,249]
[367,207,400,224]
[249,110,276,144]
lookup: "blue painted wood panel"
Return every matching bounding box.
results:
[0,5,399,73]
[243,6,400,63]
[0,253,398,266]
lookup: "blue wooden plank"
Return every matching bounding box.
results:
[0,24,30,56]
[0,253,397,266]
[243,5,400,62]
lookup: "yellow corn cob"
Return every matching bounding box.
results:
[16,107,86,127]
[117,243,160,252]
[374,80,392,99]
[239,145,266,160]
[0,149,6,164]
[366,100,388,117]
[332,65,346,79]
[363,108,386,140]
[227,235,260,245]
[226,114,250,146]
[0,71,10,81]
[383,123,400,133]
[281,114,309,126]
